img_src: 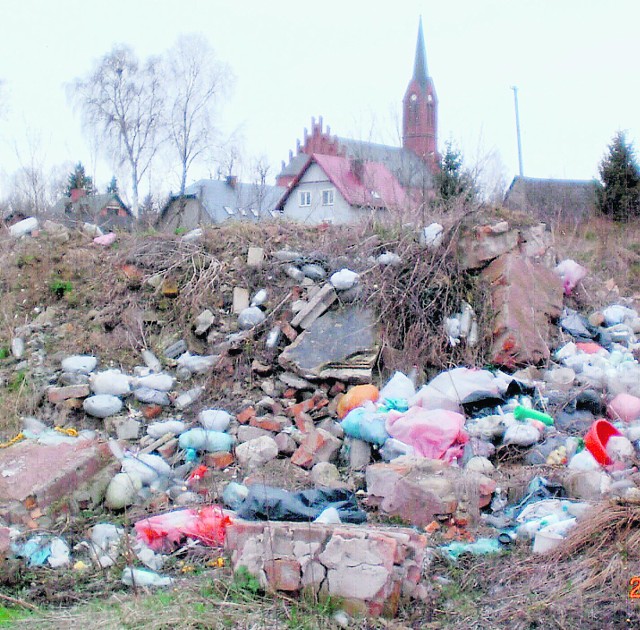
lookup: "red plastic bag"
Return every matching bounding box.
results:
[135,506,232,552]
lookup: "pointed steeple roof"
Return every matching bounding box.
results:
[413,17,429,90]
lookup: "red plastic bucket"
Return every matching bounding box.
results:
[584,419,621,466]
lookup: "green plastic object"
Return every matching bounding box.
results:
[514,406,554,426]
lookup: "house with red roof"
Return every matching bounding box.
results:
[276,18,439,224]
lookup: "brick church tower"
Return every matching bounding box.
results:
[402,19,439,172]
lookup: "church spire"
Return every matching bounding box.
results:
[413,17,428,90]
[402,17,439,172]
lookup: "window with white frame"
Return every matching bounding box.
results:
[321,189,335,206]
[299,190,311,207]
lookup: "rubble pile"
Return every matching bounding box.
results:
[0,217,639,618]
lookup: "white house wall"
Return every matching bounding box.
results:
[283,163,369,225]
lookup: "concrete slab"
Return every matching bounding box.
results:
[0,438,114,524]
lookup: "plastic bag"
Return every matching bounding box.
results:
[379,371,416,402]
[385,407,468,462]
[135,506,232,552]
[234,486,367,524]
[554,259,587,295]
[336,384,379,419]
[340,408,389,446]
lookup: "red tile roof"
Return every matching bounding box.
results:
[277,153,409,210]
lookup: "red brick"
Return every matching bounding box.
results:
[142,404,163,420]
[204,451,235,470]
[264,558,301,591]
[282,388,297,399]
[236,406,256,424]
[250,416,290,433]
[291,446,314,469]
[47,384,90,404]
[294,411,314,433]
[280,321,298,342]
[157,438,178,459]
[329,382,346,396]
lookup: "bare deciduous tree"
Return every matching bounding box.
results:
[13,129,48,215]
[70,45,163,216]
[164,34,233,195]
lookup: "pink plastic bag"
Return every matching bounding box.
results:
[608,393,640,423]
[135,506,232,552]
[94,232,117,246]
[385,407,468,463]
[554,259,588,295]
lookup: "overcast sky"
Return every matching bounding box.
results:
[1,0,638,201]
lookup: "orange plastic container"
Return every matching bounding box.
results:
[584,419,621,466]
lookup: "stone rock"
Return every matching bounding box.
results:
[279,372,314,390]
[62,355,98,374]
[194,310,215,336]
[106,417,141,441]
[233,287,250,314]
[274,432,297,456]
[11,338,24,359]
[347,438,372,471]
[235,436,279,470]
[90,370,131,396]
[564,470,610,500]
[83,394,123,418]
[237,426,273,443]
[311,462,345,489]
[482,253,563,368]
[238,307,266,330]
[279,308,378,383]
[247,247,265,268]
[366,457,496,526]
[465,456,495,473]
[459,223,519,269]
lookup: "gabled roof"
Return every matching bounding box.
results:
[503,176,598,219]
[49,193,132,218]
[165,179,286,221]
[277,153,408,210]
[337,137,432,189]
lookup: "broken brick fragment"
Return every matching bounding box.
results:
[142,404,163,420]
[236,406,256,424]
[204,451,235,470]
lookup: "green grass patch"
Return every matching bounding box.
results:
[49,278,74,298]
[0,604,33,626]
[8,370,27,392]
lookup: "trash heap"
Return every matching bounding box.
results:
[1,218,640,618]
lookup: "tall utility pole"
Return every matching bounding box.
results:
[511,86,524,177]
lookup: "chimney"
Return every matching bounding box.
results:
[351,158,364,181]
[70,188,86,203]
[226,175,237,189]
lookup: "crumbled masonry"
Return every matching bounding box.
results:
[0,218,639,616]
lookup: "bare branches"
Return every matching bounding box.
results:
[163,34,234,195]
[69,45,164,216]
